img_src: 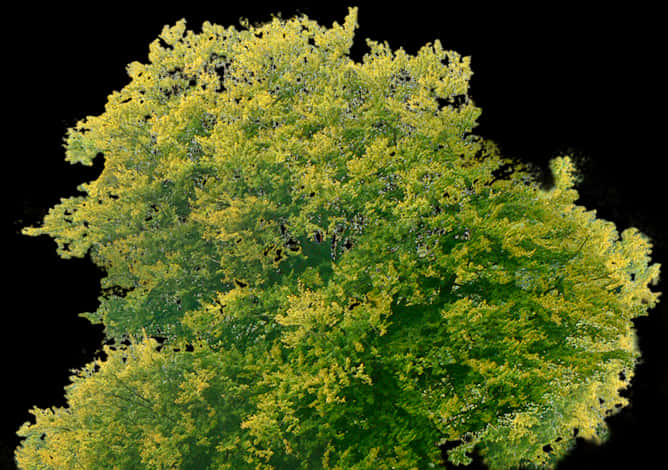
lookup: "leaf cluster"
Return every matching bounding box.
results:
[17,7,660,469]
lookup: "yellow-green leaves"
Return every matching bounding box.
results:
[18,6,661,470]
[16,338,256,470]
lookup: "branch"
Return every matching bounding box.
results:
[568,234,590,263]
[107,375,180,425]
[537,234,592,297]
[105,389,179,426]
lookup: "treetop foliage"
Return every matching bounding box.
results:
[18,7,661,469]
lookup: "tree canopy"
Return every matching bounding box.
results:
[17,7,661,469]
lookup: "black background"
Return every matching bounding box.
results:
[4,2,666,469]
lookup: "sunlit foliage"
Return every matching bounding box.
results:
[18,7,660,469]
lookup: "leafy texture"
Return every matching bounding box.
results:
[18,7,660,469]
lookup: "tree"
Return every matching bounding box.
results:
[17,7,661,469]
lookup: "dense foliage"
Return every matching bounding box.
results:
[17,8,660,469]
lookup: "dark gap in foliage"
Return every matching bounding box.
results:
[158,37,174,50]
[101,286,132,299]
[286,238,300,252]
[274,248,284,263]
[436,94,468,110]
